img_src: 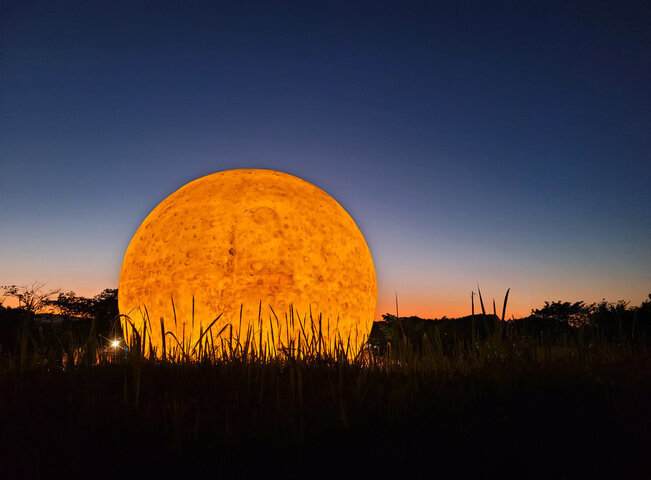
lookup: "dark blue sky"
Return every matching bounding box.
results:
[2,1,650,317]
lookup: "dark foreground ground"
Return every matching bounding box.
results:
[1,355,650,479]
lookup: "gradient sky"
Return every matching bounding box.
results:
[2,1,650,319]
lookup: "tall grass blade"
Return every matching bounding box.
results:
[501,288,510,322]
[477,284,486,316]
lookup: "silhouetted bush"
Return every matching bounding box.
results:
[368,294,651,351]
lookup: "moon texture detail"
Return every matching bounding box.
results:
[118,169,377,354]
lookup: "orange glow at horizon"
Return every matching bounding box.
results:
[0,290,530,319]
[3,282,646,323]
[374,297,532,321]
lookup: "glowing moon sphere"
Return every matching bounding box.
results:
[118,169,377,356]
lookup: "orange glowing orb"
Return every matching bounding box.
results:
[118,169,377,356]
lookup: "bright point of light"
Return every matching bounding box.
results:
[111,340,120,348]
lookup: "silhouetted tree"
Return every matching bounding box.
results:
[639,294,651,314]
[45,291,94,318]
[531,300,592,327]
[92,288,119,335]
[1,282,60,314]
[587,297,651,342]
[43,288,118,335]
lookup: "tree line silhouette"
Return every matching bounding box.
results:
[1,283,650,354]
[0,284,118,354]
[369,295,651,351]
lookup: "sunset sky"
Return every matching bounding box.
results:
[1,1,650,319]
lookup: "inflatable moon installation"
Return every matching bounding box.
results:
[118,169,377,357]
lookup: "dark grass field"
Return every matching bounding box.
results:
[2,293,651,478]
[1,337,650,478]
